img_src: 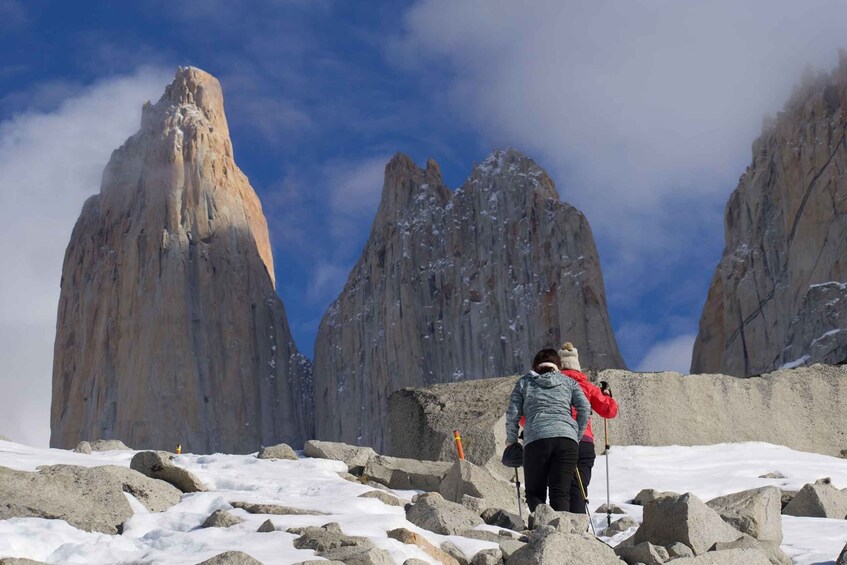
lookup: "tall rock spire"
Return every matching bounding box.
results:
[692,55,847,375]
[51,67,313,452]
[313,148,624,450]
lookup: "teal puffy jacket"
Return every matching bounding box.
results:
[505,369,590,446]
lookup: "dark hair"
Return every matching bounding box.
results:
[532,348,561,373]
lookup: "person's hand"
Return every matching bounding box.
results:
[599,381,613,397]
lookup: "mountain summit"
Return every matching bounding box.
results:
[313,148,624,450]
[51,67,312,452]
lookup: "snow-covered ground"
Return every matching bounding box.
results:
[0,439,845,564]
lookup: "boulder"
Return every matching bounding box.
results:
[130,451,206,493]
[615,541,669,565]
[470,548,503,565]
[73,442,92,454]
[257,519,275,533]
[459,529,504,543]
[364,455,451,491]
[230,501,325,515]
[403,560,430,565]
[527,503,587,533]
[507,530,623,564]
[0,464,180,534]
[706,486,782,542]
[257,443,298,460]
[528,503,559,529]
[440,541,470,565]
[632,488,678,505]
[481,508,524,532]
[596,503,626,514]
[439,460,519,515]
[668,548,770,564]
[304,440,376,472]
[89,439,131,451]
[405,492,484,535]
[601,515,638,536]
[712,534,791,565]
[782,478,847,518]
[195,552,263,565]
[202,509,243,528]
[666,542,695,559]
[0,559,48,565]
[633,492,743,555]
[291,524,393,565]
[387,528,460,565]
[358,490,404,507]
[498,538,526,560]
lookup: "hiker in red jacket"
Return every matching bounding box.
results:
[558,341,617,514]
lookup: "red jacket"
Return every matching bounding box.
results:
[518,369,617,443]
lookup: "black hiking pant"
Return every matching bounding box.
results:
[568,440,597,514]
[523,437,579,512]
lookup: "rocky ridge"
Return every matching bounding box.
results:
[314,149,623,449]
[692,54,847,375]
[51,67,312,453]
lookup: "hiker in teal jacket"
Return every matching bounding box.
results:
[505,348,590,512]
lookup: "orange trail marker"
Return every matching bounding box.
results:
[453,430,465,460]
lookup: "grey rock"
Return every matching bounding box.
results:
[601,515,639,536]
[0,464,180,534]
[596,503,626,514]
[633,492,742,555]
[363,454,451,490]
[667,548,771,564]
[322,546,393,565]
[459,529,503,543]
[73,441,92,454]
[387,528,461,565]
[712,534,791,565]
[779,490,797,510]
[293,561,345,565]
[758,472,786,479]
[303,440,376,471]
[481,508,524,531]
[230,501,326,515]
[508,531,623,564]
[130,451,206,493]
[256,519,275,533]
[358,490,404,506]
[706,486,782,542]
[551,511,590,534]
[615,541,670,565]
[202,509,243,528]
[291,523,373,557]
[405,492,484,535]
[441,541,470,565]
[528,503,559,529]
[632,488,677,506]
[692,56,847,377]
[498,538,526,560]
[88,439,131,451]
[440,459,519,515]
[51,67,312,454]
[257,443,298,460]
[0,559,49,564]
[665,542,694,559]
[783,479,847,518]
[462,494,488,514]
[402,560,430,565]
[470,548,503,565]
[195,551,263,565]
[315,149,624,452]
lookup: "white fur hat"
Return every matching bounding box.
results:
[559,342,581,371]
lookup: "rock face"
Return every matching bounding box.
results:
[389,364,847,460]
[693,57,847,376]
[314,149,623,449]
[51,67,312,453]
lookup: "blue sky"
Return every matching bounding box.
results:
[4,0,847,445]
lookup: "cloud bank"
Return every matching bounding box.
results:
[0,67,170,446]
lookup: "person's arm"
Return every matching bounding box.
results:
[572,383,591,439]
[585,382,618,419]
[505,379,525,444]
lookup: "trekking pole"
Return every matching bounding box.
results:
[574,468,596,535]
[604,418,611,529]
[514,468,523,518]
[453,430,465,460]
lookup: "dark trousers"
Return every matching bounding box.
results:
[568,440,597,514]
[523,437,579,512]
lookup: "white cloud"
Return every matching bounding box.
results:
[0,67,170,446]
[395,0,847,281]
[326,155,391,239]
[636,334,696,374]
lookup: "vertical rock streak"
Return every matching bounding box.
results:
[51,67,312,452]
[693,56,847,375]
[313,149,624,450]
